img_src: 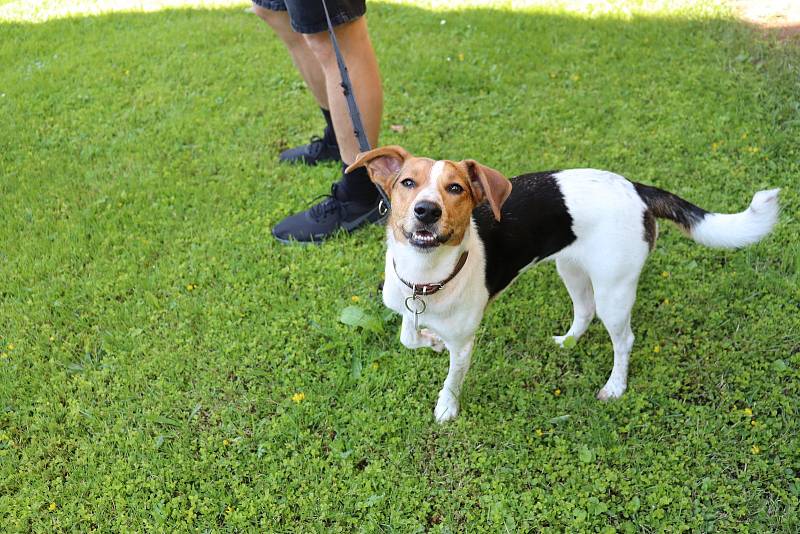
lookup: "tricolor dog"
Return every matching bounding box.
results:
[347,146,779,423]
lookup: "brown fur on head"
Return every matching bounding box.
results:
[347,146,512,251]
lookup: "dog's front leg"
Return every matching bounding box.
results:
[399,315,445,352]
[434,338,474,423]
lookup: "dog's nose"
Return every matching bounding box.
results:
[414,201,442,224]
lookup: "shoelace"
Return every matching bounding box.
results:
[307,183,343,221]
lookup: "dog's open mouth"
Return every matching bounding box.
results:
[403,228,450,249]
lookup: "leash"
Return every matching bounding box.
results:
[320,0,390,215]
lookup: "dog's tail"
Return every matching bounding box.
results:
[634,183,780,248]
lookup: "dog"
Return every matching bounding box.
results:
[347,146,779,422]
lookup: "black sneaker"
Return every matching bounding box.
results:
[279,135,341,166]
[272,184,385,244]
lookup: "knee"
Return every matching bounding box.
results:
[304,31,335,66]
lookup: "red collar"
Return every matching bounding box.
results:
[392,251,469,296]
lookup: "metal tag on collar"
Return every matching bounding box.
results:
[404,294,426,331]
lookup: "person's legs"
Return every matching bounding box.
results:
[252,2,340,165]
[271,7,385,243]
[303,17,383,166]
[252,5,328,109]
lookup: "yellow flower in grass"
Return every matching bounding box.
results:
[350,295,360,303]
[535,428,544,437]
[223,439,230,447]
[291,392,305,403]
[48,502,57,511]
[743,408,753,417]
[751,445,760,454]
[554,388,561,397]
[653,345,661,354]
[225,505,233,515]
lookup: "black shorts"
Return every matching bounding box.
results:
[253,0,366,34]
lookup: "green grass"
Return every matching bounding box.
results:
[1,0,799,531]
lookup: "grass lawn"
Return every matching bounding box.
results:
[1,0,799,530]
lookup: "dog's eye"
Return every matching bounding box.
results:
[446,183,464,195]
[400,178,415,188]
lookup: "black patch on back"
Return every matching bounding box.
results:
[474,171,576,298]
[633,182,707,232]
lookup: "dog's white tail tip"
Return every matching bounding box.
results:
[750,188,780,213]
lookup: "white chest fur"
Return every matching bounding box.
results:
[382,221,489,346]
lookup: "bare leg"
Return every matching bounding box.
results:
[434,338,474,423]
[252,5,329,108]
[553,258,595,346]
[304,17,383,164]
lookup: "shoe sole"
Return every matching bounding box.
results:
[272,208,387,245]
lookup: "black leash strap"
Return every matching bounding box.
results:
[320,0,390,214]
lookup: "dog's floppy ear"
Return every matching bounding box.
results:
[346,145,411,195]
[463,160,512,221]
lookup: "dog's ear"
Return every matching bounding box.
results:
[346,146,411,194]
[462,160,512,221]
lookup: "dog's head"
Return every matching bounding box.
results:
[347,146,512,251]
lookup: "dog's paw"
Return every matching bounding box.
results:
[434,390,459,423]
[553,335,576,348]
[597,380,627,401]
[420,329,445,353]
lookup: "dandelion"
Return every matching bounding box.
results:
[350,295,360,303]
[535,428,544,437]
[7,343,14,351]
[570,73,581,82]
[225,505,233,515]
[554,388,561,397]
[457,53,464,61]
[751,419,756,427]
[661,271,670,278]
[662,298,670,305]
[186,284,197,291]
[653,345,661,354]
[371,362,379,370]
[751,445,760,454]
[711,142,720,151]
[223,439,230,447]
[743,408,753,417]
[48,502,57,511]
[291,392,305,403]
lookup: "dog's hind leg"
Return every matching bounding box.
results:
[593,276,638,400]
[553,258,595,347]
[434,338,474,423]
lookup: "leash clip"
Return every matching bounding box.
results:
[378,199,389,216]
